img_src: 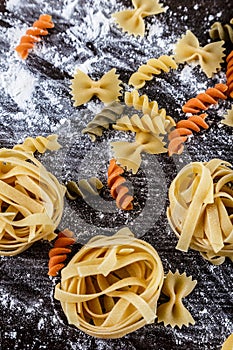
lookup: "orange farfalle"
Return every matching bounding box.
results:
[182,83,228,114]
[15,14,54,59]
[107,159,133,210]
[226,50,233,98]
[168,114,208,156]
[48,229,76,277]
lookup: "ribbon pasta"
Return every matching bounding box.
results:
[112,0,164,37]
[174,30,225,78]
[55,227,164,338]
[0,148,65,256]
[167,159,233,264]
[70,69,122,106]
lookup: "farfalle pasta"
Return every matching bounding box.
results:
[174,30,225,78]
[54,228,164,338]
[82,102,124,141]
[13,134,61,154]
[111,113,167,174]
[112,0,164,37]
[0,148,65,256]
[129,55,177,89]
[70,69,122,106]
[157,270,197,328]
[167,159,233,264]
[221,106,233,127]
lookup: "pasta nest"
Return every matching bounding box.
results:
[0,148,65,256]
[167,159,233,265]
[55,228,164,338]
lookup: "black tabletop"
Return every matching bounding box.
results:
[0,0,232,349]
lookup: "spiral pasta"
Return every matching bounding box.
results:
[226,50,233,99]
[0,148,65,256]
[209,20,233,43]
[221,106,233,127]
[174,30,225,78]
[182,83,228,114]
[15,14,54,60]
[82,102,124,141]
[168,113,208,156]
[157,270,197,328]
[112,0,164,37]
[124,90,175,132]
[48,229,76,277]
[107,159,133,210]
[13,134,61,154]
[129,55,177,89]
[54,227,164,338]
[66,178,104,200]
[70,69,122,106]
[167,158,233,264]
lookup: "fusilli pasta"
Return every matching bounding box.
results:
[66,178,103,200]
[13,134,61,154]
[226,50,233,98]
[209,20,233,43]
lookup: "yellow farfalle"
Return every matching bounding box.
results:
[174,30,225,78]
[157,270,197,328]
[112,0,164,37]
[221,106,233,127]
[70,68,122,106]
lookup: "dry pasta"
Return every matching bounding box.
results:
[48,229,76,277]
[209,20,233,43]
[15,14,54,59]
[112,0,164,37]
[129,55,177,89]
[66,178,103,200]
[13,134,61,154]
[167,159,233,264]
[54,227,164,338]
[221,106,233,127]
[70,69,122,106]
[157,270,197,328]
[0,148,65,256]
[226,50,233,98]
[221,334,233,350]
[174,30,225,78]
[124,90,175,131]
[82,102,124,141]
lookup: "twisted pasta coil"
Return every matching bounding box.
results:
[48,229,76,277]
[129,55,177,89]
[209,20,233,43]
[124,90,175,132]
[168,113,208,156]
[226,50,233,99]
[13,134,61,154]
[174,30,225,78]
[0,148,65,256]
[221,106,233,127]
[70,69,122,106]
[82,102,124,141]
[15,14,54,60]
[182,83,228,114]
[107,159,133,210]
[157,270,197,328]
[66,178,104,200]
[112,0,164,37]
[167,159,233,264]
[54,227,164,338]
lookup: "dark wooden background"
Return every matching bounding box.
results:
[0,0,232,349]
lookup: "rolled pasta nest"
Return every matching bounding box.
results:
[0,148,65,256]
[55,227,164,338]
[167,158,233,264]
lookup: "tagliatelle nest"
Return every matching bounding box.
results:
[54,228,164,338]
